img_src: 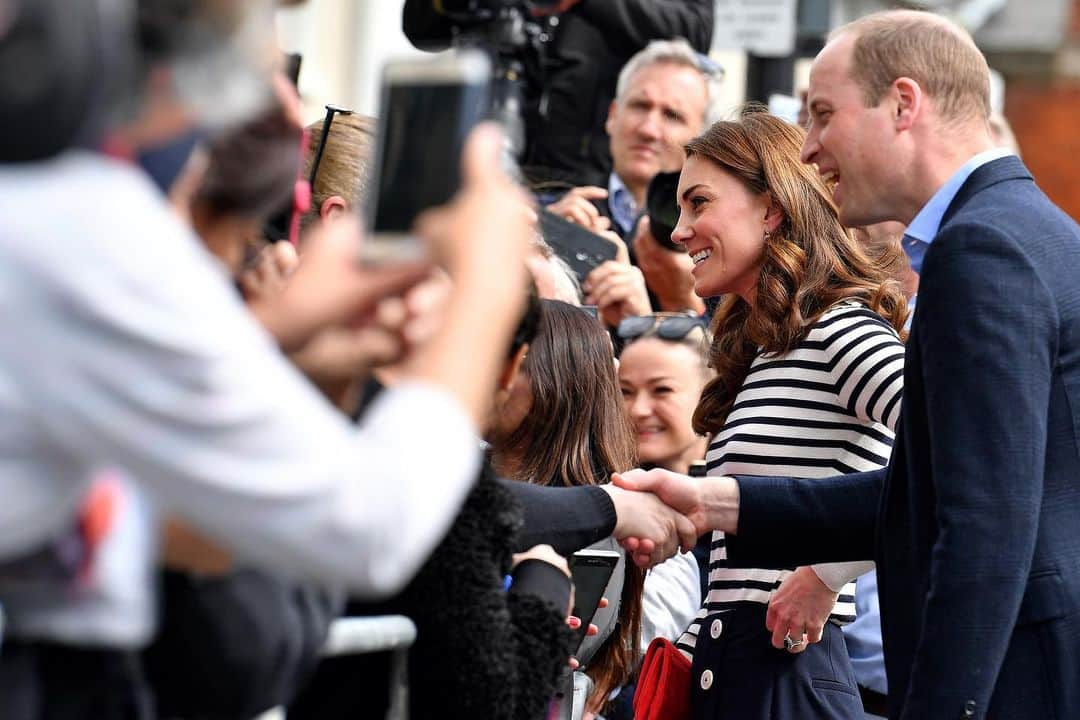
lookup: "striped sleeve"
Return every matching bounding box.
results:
[675,602,709,660]
[691,302,901,633]
[824,309,905,432]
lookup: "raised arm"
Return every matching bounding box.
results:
[0,129,530,597]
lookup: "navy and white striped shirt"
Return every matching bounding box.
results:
[677,300,904,658]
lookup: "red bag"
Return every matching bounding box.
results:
[633,637,692,720]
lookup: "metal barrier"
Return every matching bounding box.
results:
[254,615,417,720]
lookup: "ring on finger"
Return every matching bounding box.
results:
[783,632,805,651]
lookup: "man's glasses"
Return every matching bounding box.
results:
[616,313,708,342]
[308,103,354,195]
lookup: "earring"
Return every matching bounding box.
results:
[764,229,771,241]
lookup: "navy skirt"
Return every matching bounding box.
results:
[689,603,864,720]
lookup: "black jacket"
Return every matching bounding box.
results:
[402,0,713,187]
[291,464,575,720]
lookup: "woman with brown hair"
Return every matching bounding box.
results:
[489,299,645,717]
[658,108,908,719]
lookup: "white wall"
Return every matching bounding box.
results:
[276,0,431,123]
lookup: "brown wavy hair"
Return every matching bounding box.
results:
[492,300,643,712]
[690,108,908,437]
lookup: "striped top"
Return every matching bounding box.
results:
[676,300,904,658]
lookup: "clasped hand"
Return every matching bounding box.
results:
[608,467,743,568]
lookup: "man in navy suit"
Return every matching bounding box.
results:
[615,9,1080,719]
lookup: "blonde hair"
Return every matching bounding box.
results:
[836,10,991,123]
[299,112,376,234]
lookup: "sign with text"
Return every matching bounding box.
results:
[712,0,798,57]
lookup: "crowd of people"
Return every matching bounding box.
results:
[1,1,1078,720]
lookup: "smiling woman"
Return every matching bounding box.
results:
[672,109,908,435]
[618,321,712,476]
[645,108,910,720]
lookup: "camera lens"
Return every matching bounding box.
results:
[645,171,684,252]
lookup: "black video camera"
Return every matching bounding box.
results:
[429,0,561,165]
[436,0,561,21]
[645,170,685,252]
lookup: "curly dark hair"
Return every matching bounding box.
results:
[690,108,908,437]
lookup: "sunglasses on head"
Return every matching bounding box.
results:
[308,103,355,195]
[616,313,707,342]
[264,103,354,246]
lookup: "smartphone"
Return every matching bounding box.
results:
[364,49,492,263]
[262,53,305,245]
[538,208,618,284]
[568,548,621,652]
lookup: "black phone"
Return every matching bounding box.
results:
[537,208,619,283]
[364,49,492,263]
[568,548,621,652]
[283,52,302,88]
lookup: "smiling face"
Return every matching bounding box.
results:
[799,34,900,227]
[619,337,707,472]
[671,154,773,302]
[606,61,708,201]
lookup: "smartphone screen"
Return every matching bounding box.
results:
[568,549,620,652]
[537,208,618,283]
[366,51,491,261]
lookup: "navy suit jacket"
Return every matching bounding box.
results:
[725,156,1080,719]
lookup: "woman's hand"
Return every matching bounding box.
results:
[238,240,299,301]
[766,565,839,653]
[512,543,569,577]
[584,261,651,328]
[545,185,611,234]
[246,219,430,353]
[567,597,609,669]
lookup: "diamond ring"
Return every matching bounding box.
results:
[783,633,805,651]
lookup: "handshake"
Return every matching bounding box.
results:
[603,467,740,568]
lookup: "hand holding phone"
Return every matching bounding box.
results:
[538,209,618,284]
[567,548,621,653]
